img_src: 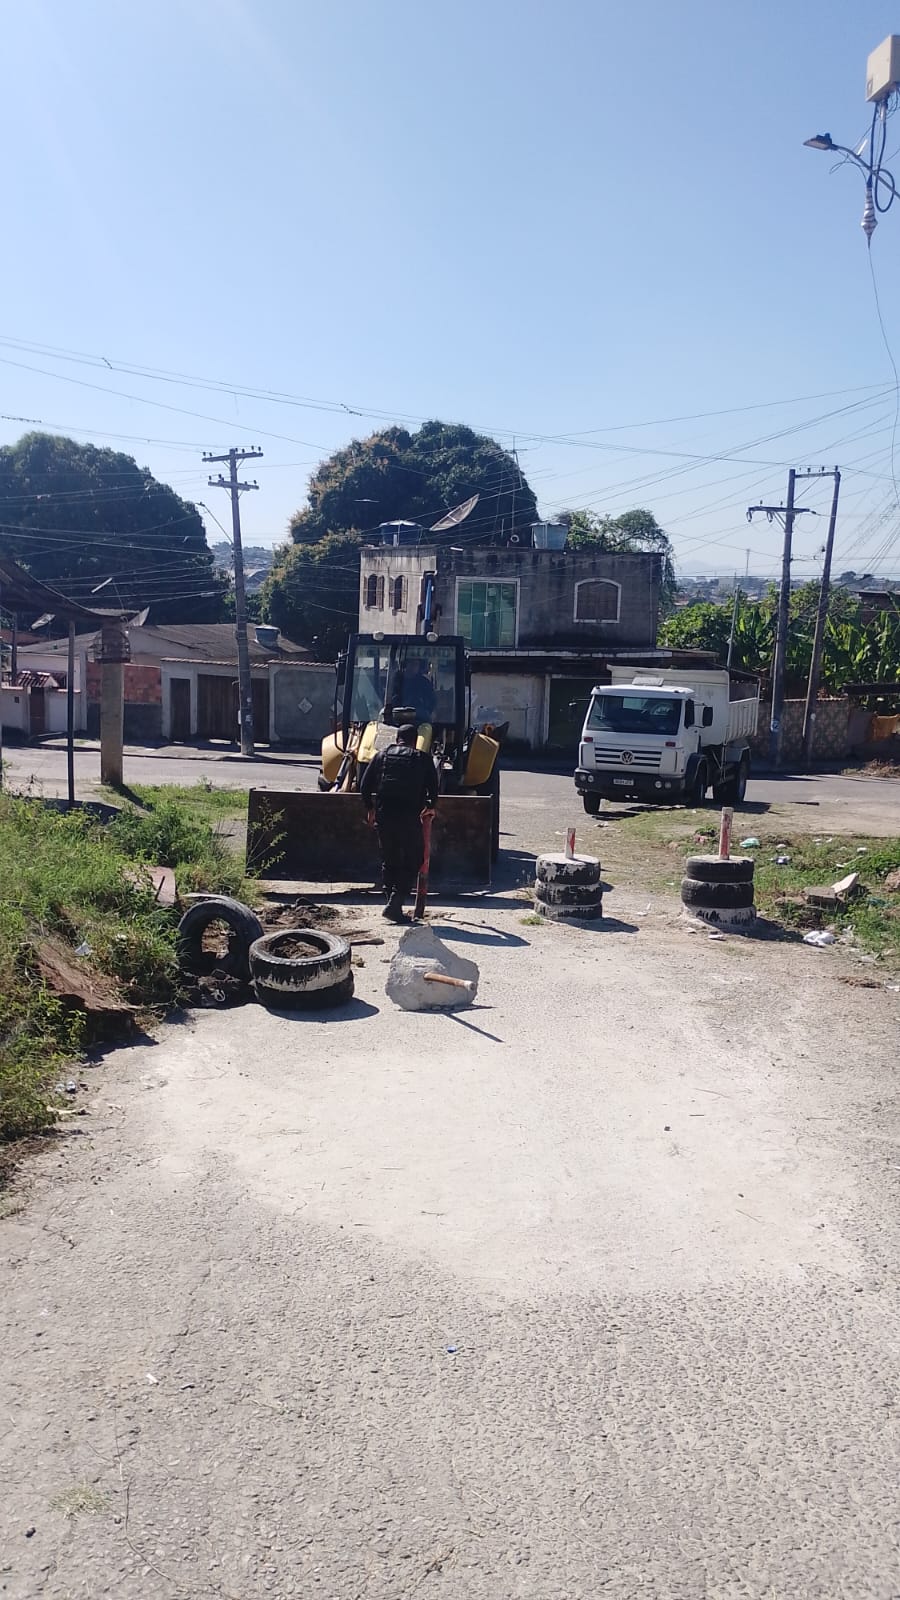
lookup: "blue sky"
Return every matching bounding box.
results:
[2,0,900,579]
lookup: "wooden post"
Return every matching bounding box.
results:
[718,807,733,860]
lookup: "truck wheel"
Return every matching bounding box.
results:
[714,756,750,805]
[685,854,755,883]
[249,929,353,1009]
[687,761,708,807]
[582,793,601,816]
[176,896,265,983]
[732,756,750,803]
[680,877,755,910]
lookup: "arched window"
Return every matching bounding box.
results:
[376,574,385,608]
[574,578,621,623]
[365,573,379,609]
[391,575,406,612]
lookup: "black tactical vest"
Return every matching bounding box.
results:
[376,745,427,808]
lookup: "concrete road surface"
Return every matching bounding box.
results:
[2,740,898,834]
[3,880,900,1597]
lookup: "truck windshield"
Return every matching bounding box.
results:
[586,694,682,737]
[349,641,458,725]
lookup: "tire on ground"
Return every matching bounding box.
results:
[535,852,600,888]
[582,793,601,816]
[249,928,353,1009]
[535,897,602,921]
[684,854,755,884]
[176,896,265,982]
[535,880,606,907]
[686,904,756,930]
[680,877,755,910]
[256,970,355,1011]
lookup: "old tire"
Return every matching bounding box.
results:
[176,896,265,982]
[686,904,756,930]
[536,852,600,888]
[534,897,602,921]
[256,970,355,1012]
[535,880,605,907]
[685,855,755,884]
[249,928,352,1008]
[582,793,601,816]
[680,877,755,910]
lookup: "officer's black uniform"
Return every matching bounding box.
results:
[360,731,439,920]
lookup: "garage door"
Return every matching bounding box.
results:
[547,678,597,751]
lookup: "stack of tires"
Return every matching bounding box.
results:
[534,852,602,921]
[681,854,755,930]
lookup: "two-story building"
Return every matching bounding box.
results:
[358,543,681,749]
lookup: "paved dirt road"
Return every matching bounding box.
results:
[4,875,900,1598]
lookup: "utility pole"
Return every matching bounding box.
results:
[204,447,263,757]
[801,468,841,769]
[747,470,817,768]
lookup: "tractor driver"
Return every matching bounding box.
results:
[393,656,436,723]
[361,723,438,923]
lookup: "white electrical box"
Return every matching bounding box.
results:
[866,35,900,103]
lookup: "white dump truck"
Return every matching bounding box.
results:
[574,665,760,812]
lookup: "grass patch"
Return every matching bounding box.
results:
[587,804,900,964]
[52,1483,109,1518]
[106,796,247,899]
[127,782,248,821]
[0,785,258,1142]
[750,834,900,960]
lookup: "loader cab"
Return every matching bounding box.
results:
[341,634,467,748]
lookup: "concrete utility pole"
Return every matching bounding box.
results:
[802,468,842,769]
[99,621,127,787]
[747,470,816,768]
[203,447,263,757]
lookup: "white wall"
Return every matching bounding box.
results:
[0,685,28,733]
[46,691,79,735]
[470,671,547,748]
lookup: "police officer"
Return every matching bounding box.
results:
[361,723,438,922]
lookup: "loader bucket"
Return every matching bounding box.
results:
[247,789,493,886]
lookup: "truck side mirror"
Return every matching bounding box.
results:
[684,700,695,728]
[702,705,714,727]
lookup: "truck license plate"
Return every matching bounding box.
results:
[613,777,632,786]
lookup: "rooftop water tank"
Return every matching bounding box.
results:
[254,624,280,650]
[531,522,567,550]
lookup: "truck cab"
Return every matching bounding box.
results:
[574,669,758,811]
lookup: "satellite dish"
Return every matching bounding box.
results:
[31,612,55,630]
[430,493,479,533]
[133,607,150,627]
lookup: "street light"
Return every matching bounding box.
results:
[803,122,897,242]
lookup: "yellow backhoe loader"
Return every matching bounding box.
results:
[247,633,504,886]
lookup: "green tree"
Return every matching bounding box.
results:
[289,420,538,546]
[261,531,363,659]
[0,432,225,623]
[560,507,676,611]
[659,586,900,692]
